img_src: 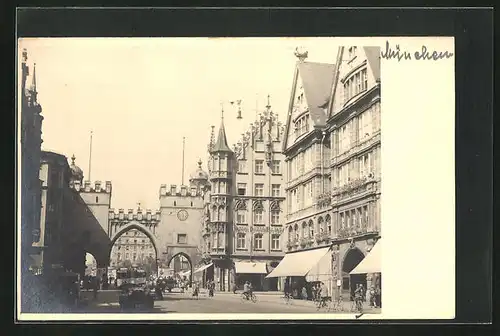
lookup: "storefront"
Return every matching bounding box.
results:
[234,261,268,291]
[350,239,381,306]
[266,246,332,298]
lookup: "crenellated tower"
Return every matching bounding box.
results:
[68,155,112,235]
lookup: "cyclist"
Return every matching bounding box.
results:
[354,284,364,312]
[242,281,252,300]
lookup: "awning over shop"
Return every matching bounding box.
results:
[350,239,381,275]
[235,262,268,274]
[306,249,333,283]
[193,263,213,274]
[266,247,330,278]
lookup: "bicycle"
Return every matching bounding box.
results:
[331,296,344,312]
[241,292,257,303]
[282,293,294,305]
[316,296,332,311]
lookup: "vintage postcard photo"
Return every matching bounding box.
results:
[17,36,455,321]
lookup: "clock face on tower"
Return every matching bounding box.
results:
[177,209,189,221]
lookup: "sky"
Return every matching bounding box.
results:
[19,37,339,210]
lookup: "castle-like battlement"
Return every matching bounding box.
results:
[159,184,204,197]
[70,180,112,193]
[109,208,161,222]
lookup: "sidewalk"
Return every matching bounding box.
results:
[210,291,381,313]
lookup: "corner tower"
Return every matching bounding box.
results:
[208,107,234,291]
[69,155,112,235]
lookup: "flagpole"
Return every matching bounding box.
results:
[181,137,186,185]
[88,130,93,181]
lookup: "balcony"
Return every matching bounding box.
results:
[335,226,378,240]
[316,192,332,209]
[314,231,332,244]
[332,175,378,204]
[331,131,381,167]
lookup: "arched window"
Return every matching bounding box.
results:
[301,222,307,238]
[326,214,332,235]
[211,206,218,221]
[294,224,299,240]
[318,216,325,234]
[253,201,264,225]
[270,201,280,225]
[308,220,314,237]
[235,201,247,224]
[288,226,293,241]
[218,206,225,222]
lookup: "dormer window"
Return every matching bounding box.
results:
[294,114,310,139]
[344,68,368,103]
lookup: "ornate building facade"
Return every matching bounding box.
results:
[20,49,43,277]
[202,101,287,292]
[268,47,382,303]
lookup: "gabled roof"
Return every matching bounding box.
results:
[282,61,336,151]
[297,61,336,127]
[364,46,381,82]
[211,120,233,153]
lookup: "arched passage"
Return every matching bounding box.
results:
[109,222,160,279]
[167,252,194,286]
[342,247,366,300]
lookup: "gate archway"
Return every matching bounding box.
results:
[167,252,194,286]
[342,247,366,301]
[109,221,160,277]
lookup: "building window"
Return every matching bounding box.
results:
[364,206,369,227]
[134,239,137,244]
[253,209,264,224]
[236,210,247,224]
[301,222,307,238]
[237,233,246,249]
[255,160,264,174]
[254,234,263,250]
[149,253,153,258]
[117,253,121,260]
[326,215,331,234]
[271,211,280,225]
[237,183,247,196]
[308,220,314,237]
[125,253,129,260]
[271,160,281,174]
[294,224,299,240]
[177,234,187,244]
[133,253,136,261]
[352,209,357,229]
[254,183,264,196]
[271,184,281,197]
[271,234,280,251]
[288,226,293,241]
[238,160,246,173]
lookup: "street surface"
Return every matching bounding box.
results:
[77,289,381,315]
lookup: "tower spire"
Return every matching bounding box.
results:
[212,104,232,153]
[30,63,38,104]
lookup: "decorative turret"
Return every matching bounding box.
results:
[69,154,84,184]
[189,158,209,189]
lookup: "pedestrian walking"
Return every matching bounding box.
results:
[92,277,98,300]
[209,280,215,297]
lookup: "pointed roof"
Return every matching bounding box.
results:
[31,63,37,91]
[212,120,232,153]
[364,46,381,82]
[282,61,336,151]
[297,61,336,127]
